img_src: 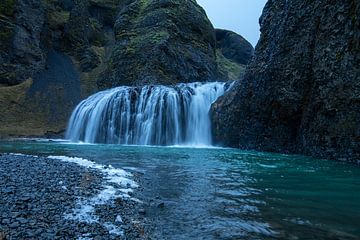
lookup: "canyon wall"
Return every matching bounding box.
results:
[0,0,253,137]
[212,0,360,162]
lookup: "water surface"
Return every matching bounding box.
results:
[1,140,359,239]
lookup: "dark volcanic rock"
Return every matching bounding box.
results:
[98,0,218,88]
[0,0,253,137]
[215,29,253,80]
[212,0,360,162]
[27,50,81,124]
[0,0,118,136]
[0,154,147,239]
[0,0,46,86]
[215,29,254,65]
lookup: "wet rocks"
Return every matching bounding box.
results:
[211,0,360,163]
[0,0,254,138]
[0,154,146,239]
[157,202,165,208]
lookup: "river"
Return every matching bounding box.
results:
[1,139,359,239]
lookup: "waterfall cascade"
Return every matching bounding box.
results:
[66,82,230,146]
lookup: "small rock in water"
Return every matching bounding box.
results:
[2,218,10,224]
[157,202,165,208]
[115,198,123,206]
[16,217,28,224]
[3,187,14,194]
[9,222,20,228]
[115,215,123,223]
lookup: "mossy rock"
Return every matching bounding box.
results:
[0,23,14,48]
[216,50,245,80]
[99,0,218,88]
[0,0,16,17]
[48,10,70,29]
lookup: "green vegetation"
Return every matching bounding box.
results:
[0,0,15,17]
[138,0,150,12]
[0,80,65,137]
[0,24,13,47]
[89,0,121,9]
[128,30,170,50]
[147,31,170,44]
[216,50,245,80]
[0,0,15,48]
[48,11,70,29]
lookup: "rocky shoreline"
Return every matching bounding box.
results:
[0,153,148,239]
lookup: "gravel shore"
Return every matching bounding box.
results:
[0,153,148,239]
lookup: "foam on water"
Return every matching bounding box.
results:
[48,155,139,236]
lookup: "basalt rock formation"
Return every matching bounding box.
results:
[0,0,253,137]
[215,29,254,66]
[215,29,253,80]
[212,0,360,162]
[98,0,218,88]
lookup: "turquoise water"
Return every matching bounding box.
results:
[1,139,359,239]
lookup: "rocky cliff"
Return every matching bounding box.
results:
[212,0,360,162]
[0,0,253,137]
[98,0,217,88]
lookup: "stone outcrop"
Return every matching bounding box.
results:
[215,29,253,80]
[99,0,217,88]
[0,0,46,86]
[0,0,253,137]
[215,29,254,65]
[212,0,360,162]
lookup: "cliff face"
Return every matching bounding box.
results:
[0,0,118,136]
[0,0,46,86]
[215,29,253,80]
[215,29,254,66]
[98,0,218,88]
[212,0,360,162]
[0,0,253,137]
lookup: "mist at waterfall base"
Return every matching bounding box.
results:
[66,82,230,146]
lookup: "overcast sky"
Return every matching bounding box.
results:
[196,0,268,47]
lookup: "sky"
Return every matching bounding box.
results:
[196,0,268,47]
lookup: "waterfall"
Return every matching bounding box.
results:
[66,82,229,146]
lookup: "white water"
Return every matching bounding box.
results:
[66,82,229,145]
[48,155,139,236]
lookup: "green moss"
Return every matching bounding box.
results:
[0,0,15,17]
[129,30,169,49]
[48,11,70,29]
[0,26,12,41]
[336,51,343,61]
[216,50,245,80]
[0,79,65,137]
[0,0,15,47]
[148,31,170,44]
[0,21,14,50]
[89,0,120,9]
[126,46,136,55]
[139,0,150,12]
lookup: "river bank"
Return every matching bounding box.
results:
[0,153,148,239]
